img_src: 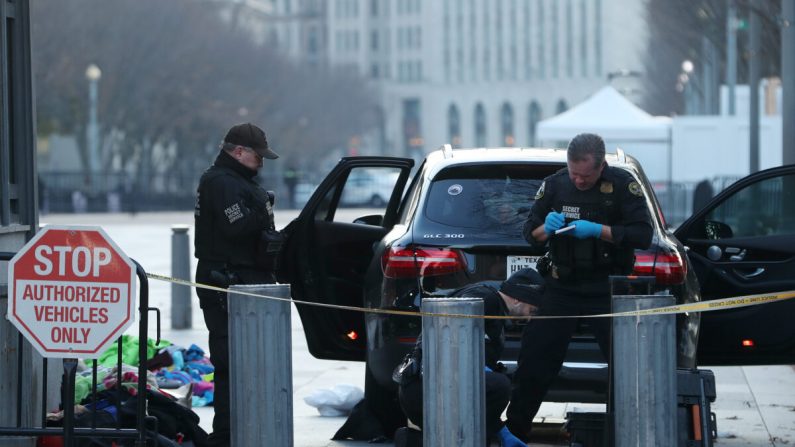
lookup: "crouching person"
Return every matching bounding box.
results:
[393,268,545,447]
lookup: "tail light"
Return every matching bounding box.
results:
[633,250,686,285]
[382,246,466,278]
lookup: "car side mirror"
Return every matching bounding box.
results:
[704,220,733,240]
[354,214,384,226]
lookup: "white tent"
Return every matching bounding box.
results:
[537,86,672,182]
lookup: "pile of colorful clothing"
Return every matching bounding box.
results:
[42,336,216,447]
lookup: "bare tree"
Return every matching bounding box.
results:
[642,0,781,116]
[32,0,376,187]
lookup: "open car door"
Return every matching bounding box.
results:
[278,157,414,361]
[675,165,795,365]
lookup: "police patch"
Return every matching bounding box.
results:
[628,181,643,197]
[534,181,546,199]
[600,181,613,194]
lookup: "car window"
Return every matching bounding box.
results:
[331,166,402,222]
[703,173,795,238]
[424,164,555,235]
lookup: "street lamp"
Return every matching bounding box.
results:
[85,63,102,188]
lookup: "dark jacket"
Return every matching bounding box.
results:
[523,165,653,291]
[194,150,275,268]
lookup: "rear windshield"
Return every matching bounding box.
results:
[424,164,560,235]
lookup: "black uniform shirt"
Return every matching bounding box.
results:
[523,164,653,250]
[194,150,275,267]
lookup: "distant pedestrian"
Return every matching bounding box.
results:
[194,122,282,447]
[283,165,299,209]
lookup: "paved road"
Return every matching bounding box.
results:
[41,211,795,446]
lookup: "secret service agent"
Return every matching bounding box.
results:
[194,122,280,447]
[506,133,653,442]
[394,268,545,447]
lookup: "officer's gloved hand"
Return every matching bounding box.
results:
[571,220,603,239]
[544,211,566,234]
[484,366,492,373]
[498,426,525,447]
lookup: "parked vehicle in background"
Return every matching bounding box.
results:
[279,146,795,417]
[339,169,400,207]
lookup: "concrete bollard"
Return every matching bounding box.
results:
[612,295,677,447]
[170,225,191,329]
[228,284,293,447]
[422,297,485,447]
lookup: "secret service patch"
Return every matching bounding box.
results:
[534,181,546,199]
[628,181,643,197]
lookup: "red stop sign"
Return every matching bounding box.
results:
[7,226,137,358]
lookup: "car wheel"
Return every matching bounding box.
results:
[364,358,405,438]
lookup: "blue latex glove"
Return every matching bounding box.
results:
[498,426,525,447]
[571,220,603,239]
[484,366,492,372]
[544,211,566,234]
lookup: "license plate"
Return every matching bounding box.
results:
[506,255,540,278]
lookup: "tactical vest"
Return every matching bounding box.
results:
[547,176,635,282]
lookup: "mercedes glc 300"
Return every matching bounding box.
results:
[279,146,795,427]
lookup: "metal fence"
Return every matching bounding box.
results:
[39,171,287,213]
[0,252,157,446]
[652,177,741,228]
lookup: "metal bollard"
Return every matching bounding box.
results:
[612,294,677,447]
[228,284,293,447]
[170,225,191,329]
[422,297,485,447]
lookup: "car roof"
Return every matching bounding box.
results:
[422,146,635,180]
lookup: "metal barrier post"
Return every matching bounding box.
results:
[228,284,293,446]
[170,225,192,329]
[422,297,484,447]
[612,294,677,446]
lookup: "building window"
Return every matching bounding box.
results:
[474,103,487,147]
[371,0,378,16]
[556,99,569,114]
[496,0,504,80]
[469,0,477,81]
[566,0,573,77]
[524,0,531,80]
[371,64,380,78]
[501,103,515,146]
[448,104,462,147]
[371,30,379,51]
[580,0,588,77]
[403,99,423,156]
[551,0,559,78]
[537,0,545,79]
[528,102,542,146]
[308,27,319,55]
[595,0,602,76]
[510,0,517,80]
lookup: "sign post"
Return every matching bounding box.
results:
[7,226,137,447]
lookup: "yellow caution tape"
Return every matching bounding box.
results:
[145,272,795,321]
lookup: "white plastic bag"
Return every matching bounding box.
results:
[303,384,364,417]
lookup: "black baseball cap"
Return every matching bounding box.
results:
[223,123,279,159]
[499,268,545,305]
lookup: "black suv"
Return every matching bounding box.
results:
[280,147,795,404]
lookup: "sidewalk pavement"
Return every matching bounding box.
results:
[41,212,795,446]
[160,313,795,447]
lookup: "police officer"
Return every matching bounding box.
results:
[505,133,653,442]
[394,268,545,447]
[194,122,281,447]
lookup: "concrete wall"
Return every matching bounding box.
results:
[671,115,783,182]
